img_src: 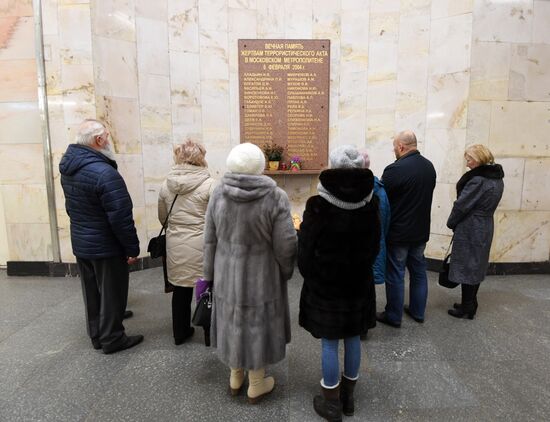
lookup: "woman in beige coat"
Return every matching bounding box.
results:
[158,140,215,345]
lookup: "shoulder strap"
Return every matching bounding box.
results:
[444,234,455,257]
[158,194,179,236]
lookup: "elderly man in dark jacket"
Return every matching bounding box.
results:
[376,131,436,327]
[59,119,143,354]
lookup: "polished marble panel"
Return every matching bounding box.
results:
[257,0,285,38]
[200,79,230,146]
[1,184,49,224]
[426,71,470,129]
[424,128,467,185]
[58,4,93,65]
[93,36,138,98]
[339,94,368,147]
[199,30,229,81]
[92,0,136,42]
[135,0,167,21]
[0,59,37,101]
[0,0,33,18]
[171,104,202,142]
[340,9,369,72]
[489,101,550,157]
[498,157,524,212]
[430,182,455,236]
[198,0,227,31]
[492,211,550,263]
[509,44,550,102]
[168,0,199,53]
[115,154,145,208]
[170,51,201,106]
[96,96,141,154]
[284,0,312,39]
[41,0,59,36]
[6,223,52,261]
[139,74,171,108]
[0,16,34,60]
[521,158,550,211]
[0,144,45,184]
[136,17,169,76]
[533,0,550,45]
[470,41,511,101]
[431,0,472,20]
[465,100,491,146]
[473,0,533,43]
[429,13,472,76]
[0,102,41,144]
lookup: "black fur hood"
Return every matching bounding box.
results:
[319,168,374,203]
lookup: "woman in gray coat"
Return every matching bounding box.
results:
[203,143,297,403]
[446,144,504,319]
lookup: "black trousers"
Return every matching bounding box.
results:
[76,256,129,350]
[172,286,193,340]
[461,283,480,310]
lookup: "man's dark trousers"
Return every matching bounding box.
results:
[76,256,129,351]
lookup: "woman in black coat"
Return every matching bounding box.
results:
[298,145,381,421]
[446,144,504,319]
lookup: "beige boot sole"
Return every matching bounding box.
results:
[248,384,275,404]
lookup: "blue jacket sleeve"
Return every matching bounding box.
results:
[97,167,140,257]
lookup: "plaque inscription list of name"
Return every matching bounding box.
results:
[239,40,330,170]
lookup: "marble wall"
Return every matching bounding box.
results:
[0,0,548,265]
[0,0,53,263]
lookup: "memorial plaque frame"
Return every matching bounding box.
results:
[238,39,330,171]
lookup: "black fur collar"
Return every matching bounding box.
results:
[456,164,504,195]
[319,168,374,202]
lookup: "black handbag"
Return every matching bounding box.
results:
[147,195,178,259]
[192,288,212,328]
[438,236,459,289]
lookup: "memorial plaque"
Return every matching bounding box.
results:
[238,39,330,170]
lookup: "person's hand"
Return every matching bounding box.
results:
[127,257,138,265]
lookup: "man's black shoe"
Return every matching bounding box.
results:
[404,306,424,323]
[376,312,401,328]
[91,338,101,350]
[123,310,133,319]
[103,335,144,354]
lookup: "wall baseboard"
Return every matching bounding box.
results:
[425,258,550,276]
[6,257,163,277]
[5,258,549,277]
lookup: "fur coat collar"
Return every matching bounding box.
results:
[456,164,504,196]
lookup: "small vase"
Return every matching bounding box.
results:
[290,162,301,172]
[268,161,280,171]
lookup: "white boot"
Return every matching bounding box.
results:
[230,367,245,395]
[247,368,275,404]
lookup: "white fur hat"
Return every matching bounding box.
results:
[329,145,365,169]
[226,143,266,175]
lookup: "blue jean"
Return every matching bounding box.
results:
[384,242,428,323]
[321,336,361,387]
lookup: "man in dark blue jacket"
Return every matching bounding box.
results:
[59,119,143,354]
[376,131,436,327]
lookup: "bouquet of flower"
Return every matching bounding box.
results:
[290,155,302,171]
[262,143,284,161]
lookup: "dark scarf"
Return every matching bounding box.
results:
[456,164,504,196]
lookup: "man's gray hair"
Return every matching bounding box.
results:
[76,119,106,146]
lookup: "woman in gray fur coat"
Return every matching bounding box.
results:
[203,143,297,404]
[446,144,504,319]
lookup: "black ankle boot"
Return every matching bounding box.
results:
[340,375,357,416]
[453,300,478,311]
[313,384,342,422]
[448,307,475,319]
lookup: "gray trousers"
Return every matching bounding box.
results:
[76,256,129,350]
